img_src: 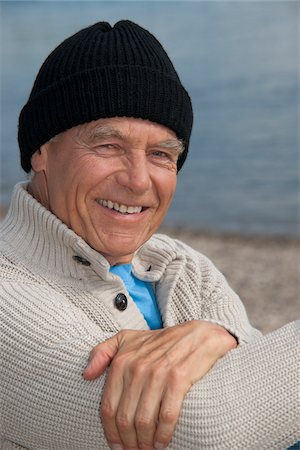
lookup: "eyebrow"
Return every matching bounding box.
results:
[85,124,184,155]
[158,139,184,156]
[86,125,123,141]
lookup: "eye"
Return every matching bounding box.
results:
[150,149,177,163]
[98,143,116,149]
[152,150,167,157]
[93,143,122,156]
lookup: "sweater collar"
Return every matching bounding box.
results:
[1,183,180,282]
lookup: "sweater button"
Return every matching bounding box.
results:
[114,293,128,311]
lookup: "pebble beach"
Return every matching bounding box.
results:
[161,227,299,334]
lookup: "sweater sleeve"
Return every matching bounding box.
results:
[0,281,112,450]
[196,252,262,343]
[166,238,262,343]
[1,282,298,450]
[171,320,300,450]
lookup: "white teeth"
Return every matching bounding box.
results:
[97,199,143,214]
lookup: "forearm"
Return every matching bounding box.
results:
[2,282,298,450]
[0,282,112,450]
[169,321,300,450]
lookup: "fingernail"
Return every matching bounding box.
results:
[154,443,165,450]
[84,356,94,374]
[85,356,92,370]
[110,444,124,450]
[82,365,90,378]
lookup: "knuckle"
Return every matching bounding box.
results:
[135,414,154,432]
[101,400,115,420]
[150,362,168,379]
[159,408,178,425]
[168,366,186,385]
[131,361,147,379]
[116,412,132,432]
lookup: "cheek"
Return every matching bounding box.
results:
[164,174,177,198]
[50,158,97,193]
[157,175,177,209]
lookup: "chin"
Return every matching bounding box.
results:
[103,238,147,262]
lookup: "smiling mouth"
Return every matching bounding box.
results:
[96,199,145,215]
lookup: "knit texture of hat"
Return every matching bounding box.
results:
[18,20,193,172]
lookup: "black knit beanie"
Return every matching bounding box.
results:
[18,20,193,172]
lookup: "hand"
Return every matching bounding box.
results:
[83,320,237,450]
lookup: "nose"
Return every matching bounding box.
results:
[115,153,152,194]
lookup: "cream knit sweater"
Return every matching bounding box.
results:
[0,183,299,450]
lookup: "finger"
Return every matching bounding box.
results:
[114,386,141,448]
[83,334,120,380]
[154,379,186,449]
[113,362,151,448]
[134,371,165,449]
[101,362,125,448]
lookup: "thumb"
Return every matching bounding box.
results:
[83,334,119,380]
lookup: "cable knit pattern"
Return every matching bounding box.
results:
[0,183,299,450]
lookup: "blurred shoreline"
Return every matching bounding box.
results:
[1,203,298,334]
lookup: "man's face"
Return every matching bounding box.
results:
[31,117,182,265]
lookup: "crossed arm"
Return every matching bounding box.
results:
[83,321,300,450]
[83,320,236,449]
[1,281,299,450]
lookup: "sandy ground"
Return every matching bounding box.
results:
[161,227,300,334]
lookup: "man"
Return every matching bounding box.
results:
[0,20,298,450]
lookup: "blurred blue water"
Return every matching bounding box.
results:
[1,1,299,236]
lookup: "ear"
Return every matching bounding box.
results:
[31,144,48,173]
